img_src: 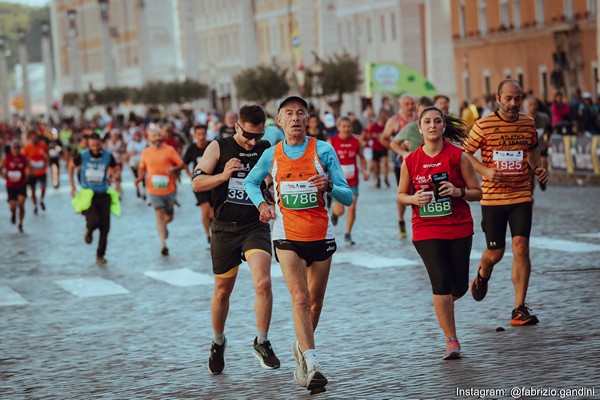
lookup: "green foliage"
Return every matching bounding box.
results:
[320,53,361,98]
[234,65,289,107]
[0,2,47,70]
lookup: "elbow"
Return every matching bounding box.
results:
[471,190,482,201]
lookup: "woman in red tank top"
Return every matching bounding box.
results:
[397,106,482,360]
[0,141,31,232]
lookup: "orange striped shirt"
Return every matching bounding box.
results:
[462,112,538,206]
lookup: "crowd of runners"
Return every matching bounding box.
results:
[1,80,552,393]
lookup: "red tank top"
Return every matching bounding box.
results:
[330,134,360,187]
[5,154,28,188]
[404,142,473,241]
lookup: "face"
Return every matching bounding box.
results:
[235,121,265,151]
[225,112,237,127]
[435,97,450,115]
[496,82,523,120]
[10,143,21,155]
[88,138,102,155]
[194,128,207,143]
[148,129,162,145]
[308,116,319,129]
[337,120,352,137]
[133,132,142,142]
[276,101,309,139]
[399,96,416,116]
[419,109,445,141]
[525,99,537,116]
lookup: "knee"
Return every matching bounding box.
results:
[254,276,272,297]
[213,286,233,304]
[484,249,504,265]
[512,239,530,259]
[310,298,324,315]
[452,283,469,300]
[290,290,311,312]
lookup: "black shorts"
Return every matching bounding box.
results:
[50,157,60,166]
[28,174,47,187]
[394,166,400,186]
[413,236,472,297]
[210,220,272,275]
[194,190,212,206]
[372,149,388,161]
[7,186,27,201]
[481,202,533,249]
[273,238,337,267]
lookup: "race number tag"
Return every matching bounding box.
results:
[279,181,319,210]
[226,177,253,205]
[493,150,523,175]
[85,168,106,185]
[7,170,22,182]
[341,164,356,180]
[31,160,45,170]
[151,175,169,189]
[419,191,452,217]
[49,148,60,158]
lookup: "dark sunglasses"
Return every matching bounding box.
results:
[237,123,264,140]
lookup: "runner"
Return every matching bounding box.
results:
[0,140,31,233]
[68,133,118,265]
[183,124,213,248]
[218,110,237,139]
[104,129,126,195]
[192,105,280,375]
[462,79,549,326]
[125,129,148,200]
[22,130,49,215]
[398,106,482,359]
[381,94,417,239]
[362,111,389,188]
[329,116,368,245]
[524,95,551,192]
[48,129,62,189]
[136,125,185,256]
[244,96,353,393]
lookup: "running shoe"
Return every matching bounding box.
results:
[40,201,46,211]
[252,338,280,369]
[96,257,107,265]
[331,213,338,226]
[206,236,211,251]
[306,363,328,391]
[344,233,355,246]
[161,246,169,256]
[10,211,16,225]
[136,186,141,198]
[18,224,23,233]
[398,221,407,239]
[84,228,93,244]
[384,178,390,188]
[208,338,226,375]
[470,267,490,301]
[34,206,38,215]
[292,340,308,387]
[443,339,461,360]
[376,179,381,188]
[510,305,539,326]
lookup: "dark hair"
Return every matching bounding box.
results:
[194,124,208,131]
[239,105,266,126]
[418,96,434,107]
[433,94,450,103]
[89,133,102,141]
[418,106,469,144]
[497,79,522,96]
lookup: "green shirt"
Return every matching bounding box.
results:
[393,121,423,152]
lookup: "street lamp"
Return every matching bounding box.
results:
[98,0,109,20]
[98,0,116,87]
[67,9,77,34]
[17,28,31,120]
[40,20,54,117]
[67,9,82,97]
[0,34,10,122]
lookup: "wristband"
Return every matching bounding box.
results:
[192,169,205,179]
[325,180,333,193]
[460,187,466,198]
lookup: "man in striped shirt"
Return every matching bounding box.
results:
[462,79,549,326]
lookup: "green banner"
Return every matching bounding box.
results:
[365,62,437,97]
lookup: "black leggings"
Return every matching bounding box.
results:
[413,235,472,297]
[83,193,111,257]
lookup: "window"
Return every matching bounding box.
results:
[539,65,548,100]
[504,68,512,79]
[516,67,524,87]
[380,14,386,42]
[478,0,487,35]
[500,0,509,28]
[589,0,597,17]
[513,0,521,28]
[459,0,467,37]
[565,0,573,20]
[463,71,471,101]
[535,0,544,26]
[390,12,397,40]
[366,17,372,43]
[483,70,491,97]
[592,62,598,97]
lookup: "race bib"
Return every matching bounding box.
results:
[129,154,141,167]
[49,149,59,158]
[31,160,45,170]
[85,168,105,185]
[493,150,523,175]
[151,175,170,189]
[279,181,319,210]
[7,170,22,182]
[341,164,356,180]
[226,177,253,205]
[419,191,452,217]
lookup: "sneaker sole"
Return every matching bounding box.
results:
[207,361,225,375]
[252,348,280,370]
[510,316,539,326]
[307,373,328,391]
[443,352,462,360]
[470,276,487,301]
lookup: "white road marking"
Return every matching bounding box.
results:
[144,268,213,286]
[55,277,129,298]
[529,237,600,253]
[470,251,513,260]
[333,251,418,269]
[575,232,600,239]
[239,262,284,278]
[0,285,28,306]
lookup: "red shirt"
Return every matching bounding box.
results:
[364,122,386,152]
[330,134,360,187]
[404,142,473,241]
[4,154,28,188]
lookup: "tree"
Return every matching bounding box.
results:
[320,53,362,117]
[234,65,289,107]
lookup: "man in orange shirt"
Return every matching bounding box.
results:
[136,125,184,255]
[22,130,49,214]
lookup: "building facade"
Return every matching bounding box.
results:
[451,0,599,103]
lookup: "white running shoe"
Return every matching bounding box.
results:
[291,339,308,387]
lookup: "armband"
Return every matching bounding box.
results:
[192,169,206,179]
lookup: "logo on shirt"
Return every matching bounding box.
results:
[422,162,442,168]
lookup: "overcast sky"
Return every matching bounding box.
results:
[2,0,49,7]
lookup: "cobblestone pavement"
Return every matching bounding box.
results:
[1,171,599,399]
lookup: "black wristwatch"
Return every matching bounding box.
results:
[325,181,333,193]
[460,187,466,198]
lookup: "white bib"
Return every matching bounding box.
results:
[151,175,170,189]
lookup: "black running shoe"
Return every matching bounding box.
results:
[18,224,23,233]
[344,233,355,246]
[40,201,46,211]
[398,221,407,239]
[510,305,539,326]
[208,339,226,375]
[10,211,16,225]
[252,338,280,369]
[161,246,169,256]
[331,213,338,226]
[34,207,38,215]
[306,364,328,391]
[471,267,490,301]
[84,228,93,244]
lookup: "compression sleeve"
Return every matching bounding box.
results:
[244,147,275,208]
[315,141,354,206]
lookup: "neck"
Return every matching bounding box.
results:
[498,110,518,122]
[285,133,306,146]
[422,140,443,156]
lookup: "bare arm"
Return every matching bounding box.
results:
[527,145,549,184]
[192,140,239,192]
[464,151,503,183]
[397,161,432,207]
[379,118,397,149]
[68,159,77,197]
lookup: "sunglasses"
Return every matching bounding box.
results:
[237,123,264,141]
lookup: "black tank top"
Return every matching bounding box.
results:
[212,137,270,224]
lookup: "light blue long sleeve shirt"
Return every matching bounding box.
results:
[244,137,354,207]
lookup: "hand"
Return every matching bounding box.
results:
[363,172,369,181]
[307,174,329,192]
[413,189,433,206]
[71,187,76,198]
[484,167,503,182]
[258,203,276,223]
[222,158,242,179]
[535,167,549,184]
[437,181,459,197]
